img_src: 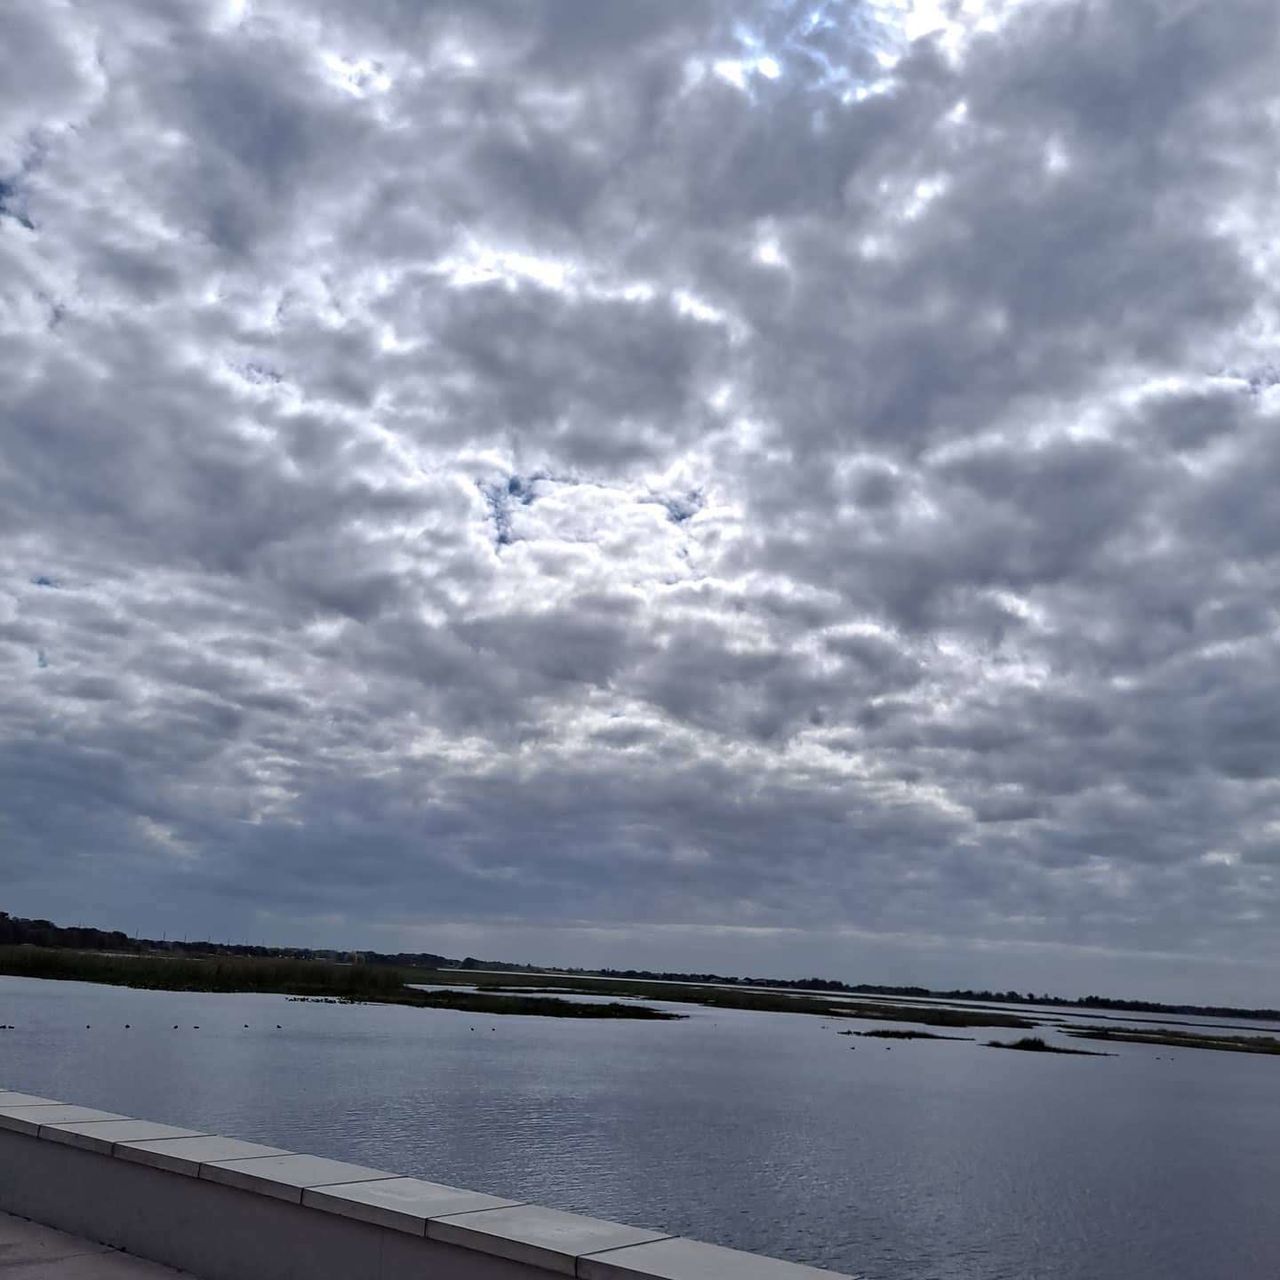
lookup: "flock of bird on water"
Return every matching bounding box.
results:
[0,1023,283,1030]
[0,1022,506,1031]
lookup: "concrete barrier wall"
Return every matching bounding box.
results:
[0,1089,850,1280]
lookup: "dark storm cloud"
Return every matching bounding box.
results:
[3,0,1279,1001]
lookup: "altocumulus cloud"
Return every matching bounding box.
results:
[2,0,1279,1002]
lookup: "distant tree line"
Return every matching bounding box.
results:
[0,912,450,972]
[546,967,1280,1022]
[4,910,1274,1022]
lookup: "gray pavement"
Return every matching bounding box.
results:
[0,1212,192,1278]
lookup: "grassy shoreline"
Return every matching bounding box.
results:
[1067,1027,1280,1055]
[0,948,1034,1027]
[855,1028,972,1041]
[9,948,1278,1049]
[988,1035,1111,1056]
[0,947,678,1019]
[406,968,1038,1029]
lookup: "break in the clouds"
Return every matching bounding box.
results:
[3,0,1279,1002]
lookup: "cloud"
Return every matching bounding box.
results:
[2,0,1279,1001]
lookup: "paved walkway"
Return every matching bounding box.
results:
[0,1212,192,1278]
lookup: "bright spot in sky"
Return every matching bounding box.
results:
[711,59,747,90]
[902,174,950,221]
[1043,137,1071,175]
[897,0,954,41]
[755,235,786,266]
[319,53,393,98]
[702,0,1025,107]
[674,289,732,327]
[862,0,1037,72]
[436,244,574,292]
[213,0,248,29]
[712,56,781,90]
[1202,849,1241,867]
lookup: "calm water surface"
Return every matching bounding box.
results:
[1,976,1277,1280]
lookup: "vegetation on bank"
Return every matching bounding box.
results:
[0,948,677,1019]
[405,988,677,1019]
[492,962,1280,1021]
[987,1036,1110,1056]
[9,945,1278,1042]
[1067,1027,1280,1055]
[0,946,407,999]
[0,911,449,968]
[9,910,1278,1025]
[855,1029,972,1040]
[407,969,1037,1029]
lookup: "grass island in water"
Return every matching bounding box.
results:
[0,947,678,1020]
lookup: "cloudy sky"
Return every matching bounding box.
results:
[3,0,1279,1003]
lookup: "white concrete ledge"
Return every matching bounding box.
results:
[0,1093,60,1108]
[0,1103,127,1138]
[580,1237,843,1280]
[429,1203,673,1276]
[42,1120,209,1156]
[0,1087,854,1280]
[200,1152,399,1204]
[303,1175,521,1234]
[117,1135,289,1176]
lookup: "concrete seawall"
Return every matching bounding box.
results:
[0,1088,852,1280]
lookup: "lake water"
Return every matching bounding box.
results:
[1,976,1277,1280]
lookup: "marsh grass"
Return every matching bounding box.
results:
[0,947,678,1018]
[1067,1027,1280,1055]
[987,1035,1109,1056]
[857,1028,971,1040]
[408,969,1038,1029]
